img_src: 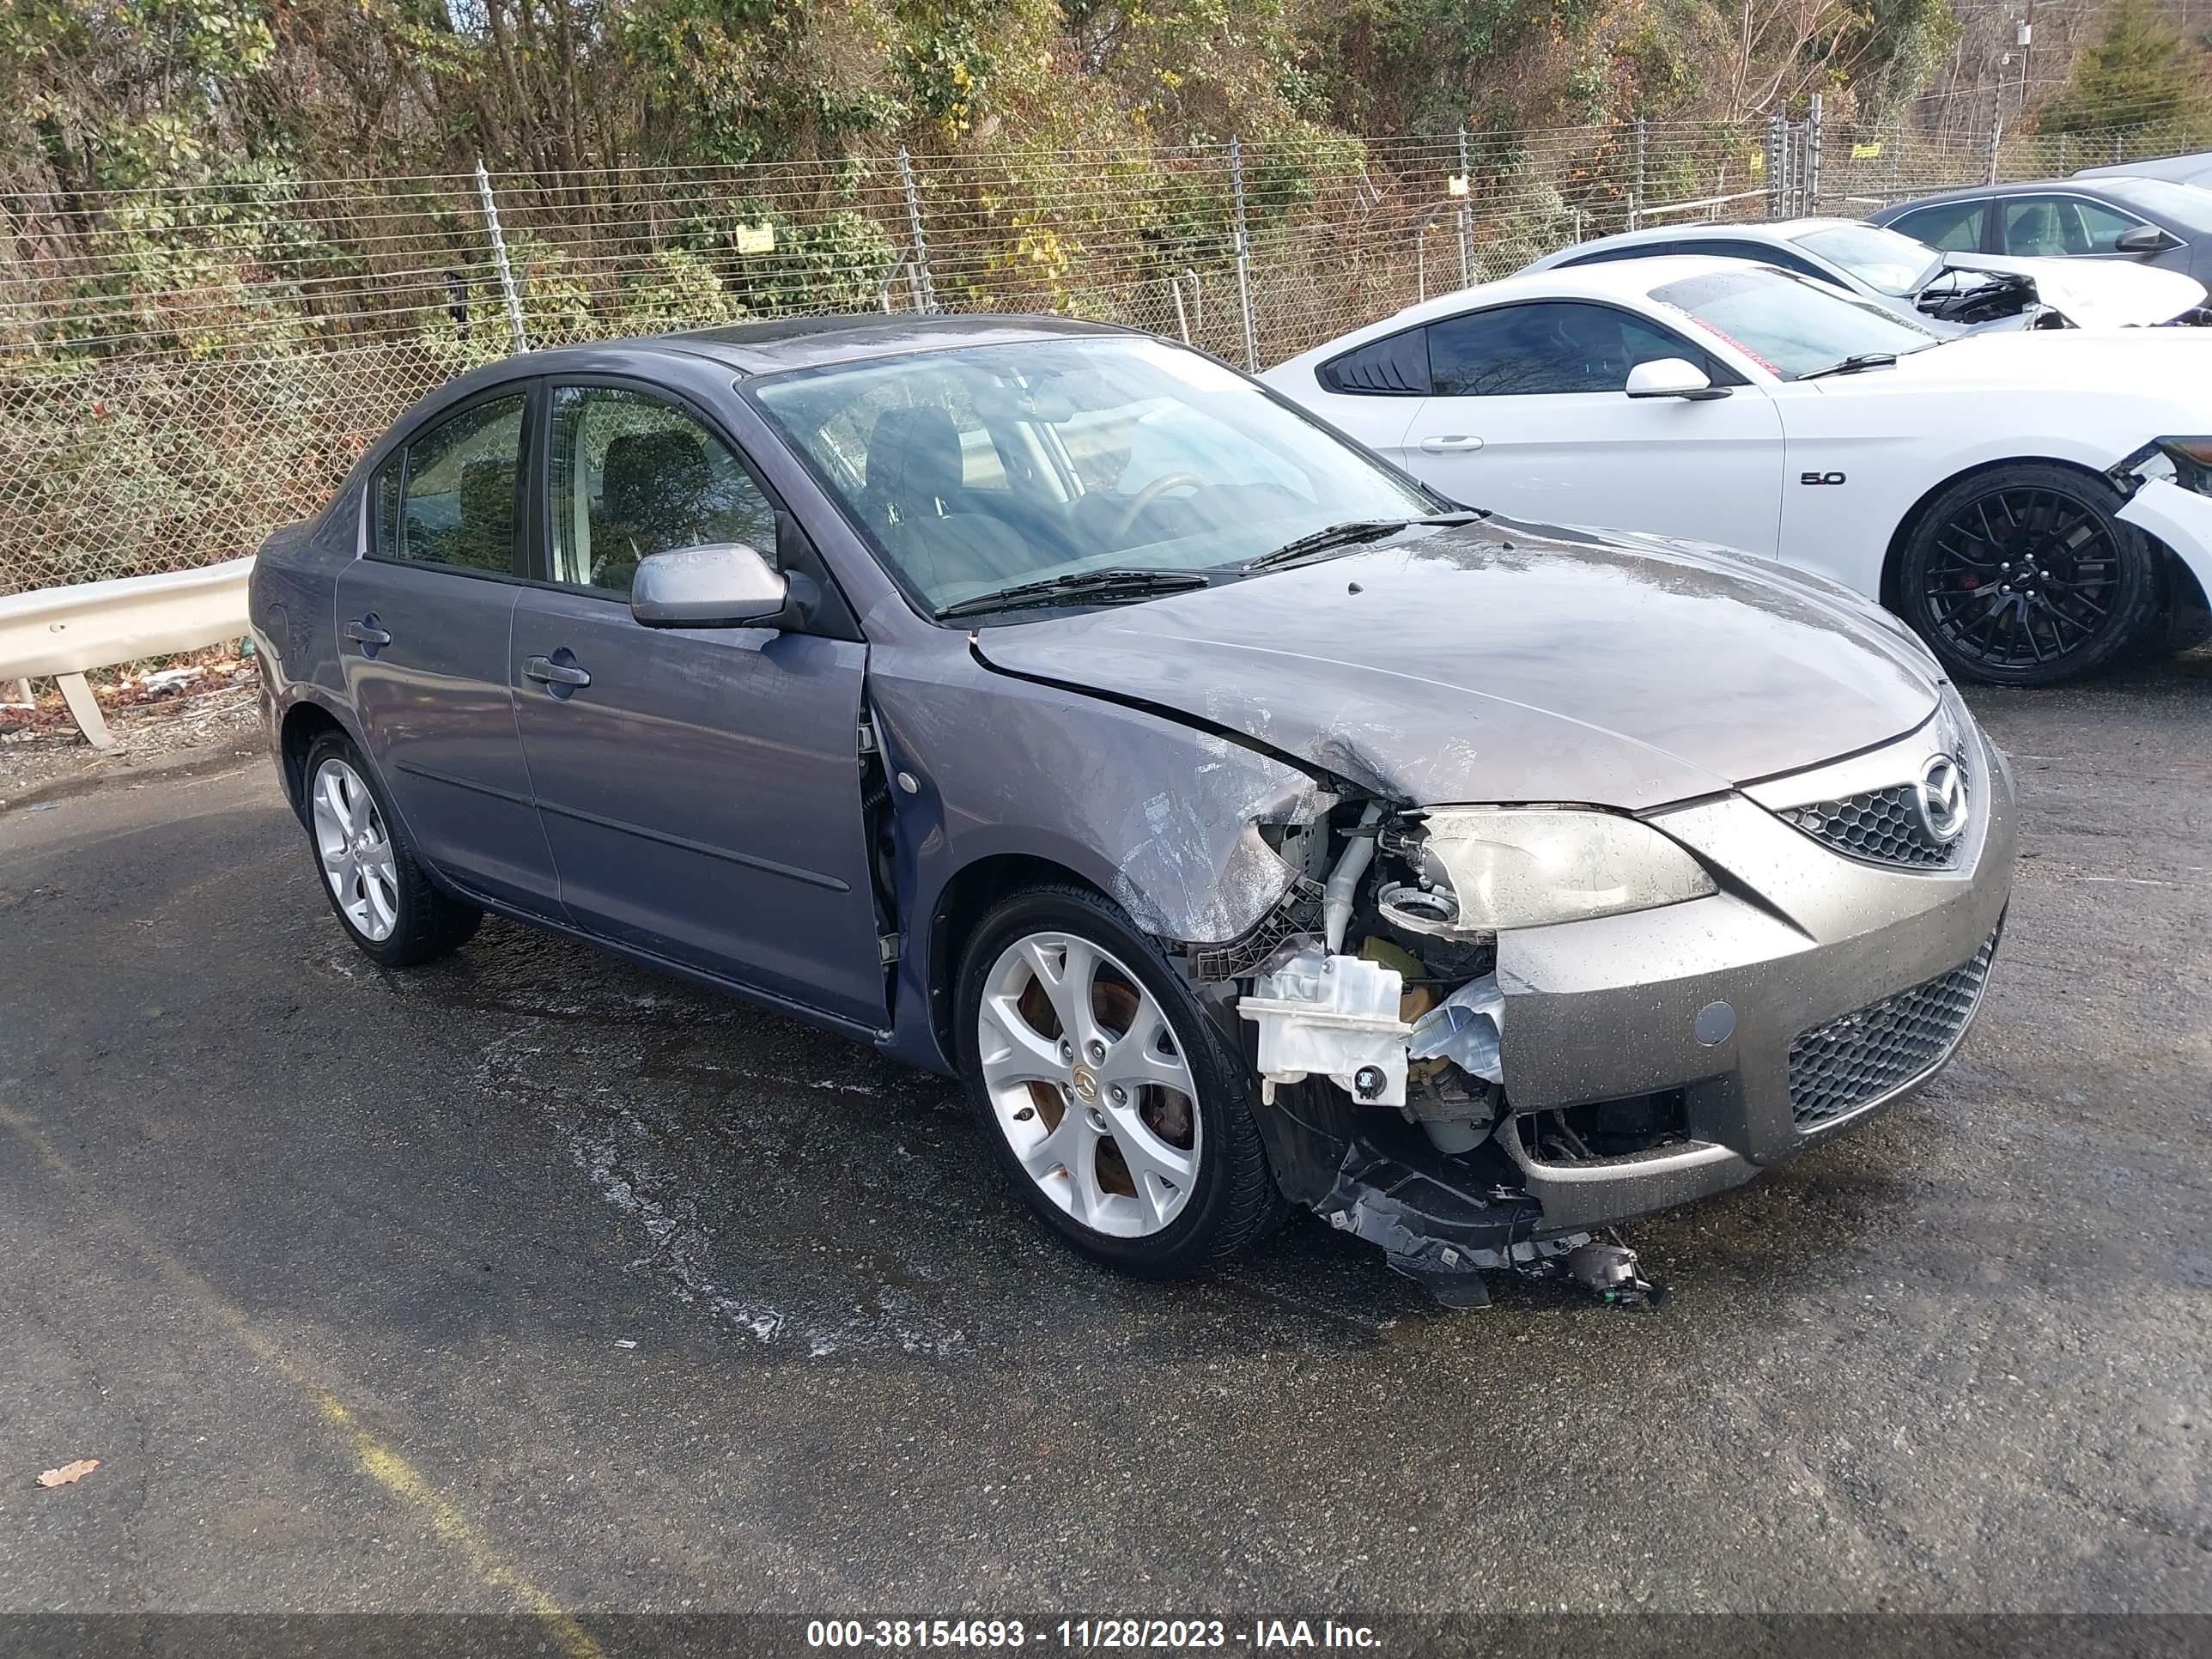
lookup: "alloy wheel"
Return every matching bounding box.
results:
[975,931,1201,1238]
[1921,485,2126,674]
[311,757,399,943]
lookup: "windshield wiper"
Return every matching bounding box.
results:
[934,568,1211,620]
[1800,351,1899,380]
[1243,512,1486,573]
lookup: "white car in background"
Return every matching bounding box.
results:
[1520,217,2209,333]
[1264,256,2212,685]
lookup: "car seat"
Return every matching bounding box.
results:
[2009,201,2063,257]
[593,428,715,592]
[861,406,1033,597]
[453,457,517,573]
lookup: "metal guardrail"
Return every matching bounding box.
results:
[0,556,252,748]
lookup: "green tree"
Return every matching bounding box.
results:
[2041,0,2212,143]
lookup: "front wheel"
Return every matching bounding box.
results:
[956,884,1285,1278]
[1898,464,2160,687]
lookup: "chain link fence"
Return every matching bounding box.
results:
[0,91,2192,598]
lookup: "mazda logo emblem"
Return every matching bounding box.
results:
[1913,755,1968,844]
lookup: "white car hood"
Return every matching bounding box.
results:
[1850,327,2212,395]
[1942,252,2205,329]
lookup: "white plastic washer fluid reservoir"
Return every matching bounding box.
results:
[1237,946,1411,1108]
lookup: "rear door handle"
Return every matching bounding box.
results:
[343,618,392,648]
[1419,434,1485,453]
[522,654,592,690]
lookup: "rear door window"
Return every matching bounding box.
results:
[1889,200,1987,253]
[370,393,527,576]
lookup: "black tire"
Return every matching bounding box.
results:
[301,731,482,968]
[1899,463,2161,687]
[955,883,1286,1279]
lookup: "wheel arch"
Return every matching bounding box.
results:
[1878,453,2199,617]
[1879,454,2118,613]
[278,698,353,823]
[923,852,1110,1070]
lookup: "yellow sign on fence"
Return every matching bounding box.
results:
[1851,142,1883,160]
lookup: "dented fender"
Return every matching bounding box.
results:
[2116,476,2212,607]
[865,646,1328,1073]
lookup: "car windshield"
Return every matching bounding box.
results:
[750,336,1441,617]
[1648,264,1942,380]
[2100,177,2212,234]
[1792,224,1945,296]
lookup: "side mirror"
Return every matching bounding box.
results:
[2115,223,2178,254]
[630,542,788,629]
[1626,357,1730,401]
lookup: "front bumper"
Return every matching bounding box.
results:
[2117,476,2212,611]
[1492,713,2018,1232]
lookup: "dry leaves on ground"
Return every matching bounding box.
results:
[36,1458,100,1488]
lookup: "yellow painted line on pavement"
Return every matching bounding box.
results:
[0,1101,604,1659]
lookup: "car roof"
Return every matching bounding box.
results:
[356,312,1151,472]
[1382,252,1769,325]
[459,312,1136,383]
[2076,153,2212,184]
[1873,175,2144,212]
[1536,216,1863,264]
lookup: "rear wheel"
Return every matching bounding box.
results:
[302,732,481,967]
[1899,464,2160,687]
[956,884,1284,1278]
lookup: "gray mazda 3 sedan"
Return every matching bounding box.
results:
[249,313,2016,1305]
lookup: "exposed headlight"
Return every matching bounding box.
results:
[1383,807,1717,933]
[2130,436,2212,496]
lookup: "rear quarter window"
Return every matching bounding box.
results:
[1316,328,1431,395]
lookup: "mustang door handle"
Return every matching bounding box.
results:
[342,618,392,647]
[1418,434,1485,453]
[522,655,592,689]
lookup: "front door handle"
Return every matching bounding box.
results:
[523,654,592,691]
[1419,434,1485,453]
[343,617,392,649]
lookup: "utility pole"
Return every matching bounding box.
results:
[1455,125,1472,289]
[474,160,526,356]
[1629,118,1646,232]
[1804,93,1822,216]
[896,149,936,313]
[1229,137,1259,371]
[1985,79,2005,185]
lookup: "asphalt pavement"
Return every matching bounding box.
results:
[2,657,2209,1640]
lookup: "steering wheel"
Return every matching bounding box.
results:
[1110,471,1204,541]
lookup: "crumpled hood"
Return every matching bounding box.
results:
[971,519,1942,811]
[1939,251,2206,329]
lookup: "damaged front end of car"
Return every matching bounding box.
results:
[1913,260,2212,332]
[1184,796,1690,1309]
[1181,716,2011,1310]
[1914,267,2062,330]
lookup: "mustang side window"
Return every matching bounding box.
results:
[373,394,526,574]
[1427,302,1712,397]
[546,386,777,599]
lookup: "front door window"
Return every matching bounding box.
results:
[546,386,778,597]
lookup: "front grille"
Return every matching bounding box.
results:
[1788,928,2000,1128]
[1778,771,1966,869]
